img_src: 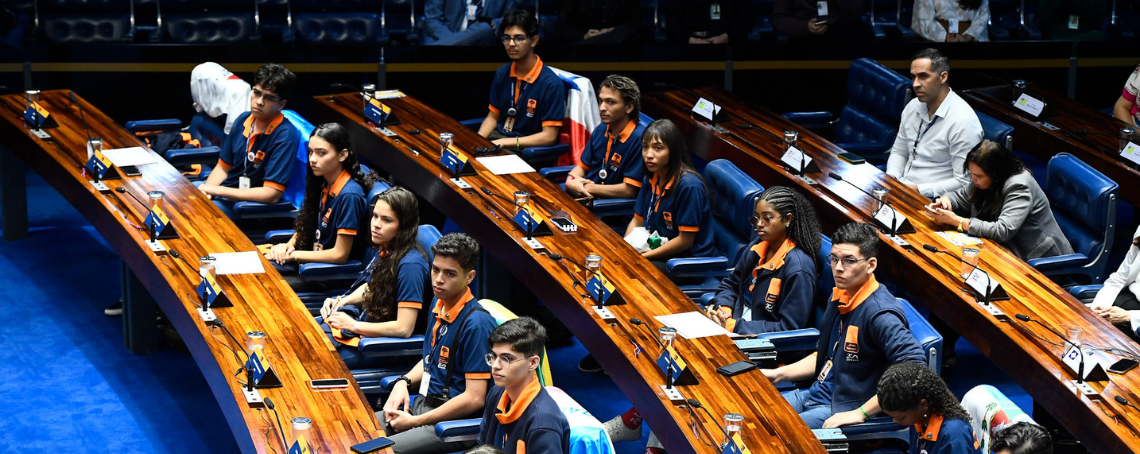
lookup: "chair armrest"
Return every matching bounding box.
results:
[460,118,483,131]
[539,165,576,182]
[125,118,182,134]
[233,201,298,219]
[781,111,835,129]
[699,292,715,306]
[298,261,364,278]
[1068,284,1104,300]
[592,198,636,218]
[359,335,425,357]
[1027,253,1088,272]
[165,146,221,167]
[756,328,820,352]
[666,256,730,278]
[839,417,905,437]
[436,419,482,440]
[379,375,403,391]
[264,229,294,243]
[521,143,571,166]
[988,25,1010,41]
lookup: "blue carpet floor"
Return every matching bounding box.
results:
[0,169,1029,453]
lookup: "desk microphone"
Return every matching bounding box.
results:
[921,244,992,304]
[480,186,536,239]
[546,254,597,277]
[68,91,93,147]
[1116,395,1140,413]
[169,250,209,302]
[828,172,901,233]
[264,397,290,450]
[546,253,605,307]
[630,318,677,389]
[1014,314,1085,384]
[653,82,726,129]
[213,319,259,396]
[687,398,730,446]
[115,186,156,240]
[330,82,364,96]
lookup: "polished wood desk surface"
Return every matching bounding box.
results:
[643,87,1140,454]
[313,92,829,454]
[961,83,1140,207]
[0,91,385,454]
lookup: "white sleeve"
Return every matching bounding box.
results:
[1091,226,1140,309]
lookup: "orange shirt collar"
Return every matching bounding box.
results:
[509,55,545,84]
[649,172,676,196]
[916,414,945,441]
[241,111,286,138]
[495,375,541,425]
[327,170,352,198]
[607,119,637,143]
[830,274,879,314]
[752,238,797,272]
[433,286,474,323]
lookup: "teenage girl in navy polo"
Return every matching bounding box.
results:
[711,186,822,335]
[626,119,715,271]
[319,187,430,369]
[265,123,378,291]
[879,362,982,454]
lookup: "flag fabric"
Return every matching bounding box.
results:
[550,67,601,167]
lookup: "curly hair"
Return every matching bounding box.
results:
[253,63,296,99]
[878,361,971,422]
[362,187,425,321]
[432,233,481,272]
[755,186,822,272]
[293,123,382,251]
[600,74,641,120]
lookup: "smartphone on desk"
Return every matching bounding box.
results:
[717,360,757,377]
[1109,358,1138,374]
[309,378,350,389]
[837,152,865,165]
[351,437,395,453]
[120,165,142,176]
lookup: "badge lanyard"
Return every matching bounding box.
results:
[600,128,620,180]
[904,116,940,176]
[819,320,845,382]
[314,182,335,250]
[647,174,676,224]
[507,79,531,118]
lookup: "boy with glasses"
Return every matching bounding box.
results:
[759,222,926,429]
[478,9,566,153]
[477,317,569,454]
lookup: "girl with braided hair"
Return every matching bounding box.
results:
[709,186,823,335]
[265,122,382,292]
[879,361,981,454]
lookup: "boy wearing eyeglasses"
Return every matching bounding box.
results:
[759,222,926,429]
[382,233,497,454]
[477,317,569,454]
[477,9,566,153]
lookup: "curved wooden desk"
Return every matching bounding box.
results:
[312,93,829,454]
[643,87,1140,454]
[0,91,384,453]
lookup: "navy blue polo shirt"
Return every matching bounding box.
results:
[578,120,645,188]
[909,415,981,454]
[713,238,818,335]
[218,111,298,192]
[478,379,570,454]
[633,171,716,258]
[313,170,368,261]
[488,56,567,138]
[422,287,496,398]
[354,247,430,332]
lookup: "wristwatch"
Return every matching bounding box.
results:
[396,375,413,388]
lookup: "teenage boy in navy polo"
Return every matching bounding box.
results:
[382,233,498,454]
[478,9,566,153]
[197,63,299,220]
[760,222,926,429]
[477,317,570,454]
[564,74,644,201]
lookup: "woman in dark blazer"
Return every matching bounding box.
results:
[925,139,1073,261]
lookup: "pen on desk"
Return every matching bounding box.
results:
[485,205,502,220]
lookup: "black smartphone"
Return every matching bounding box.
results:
[309,378,351,389]
[838,152,866,165]
[1109,358,1139,374]
[350,437,395,453]
[717,360,757,377]
[120,165,142,176]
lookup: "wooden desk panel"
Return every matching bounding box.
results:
[312,93,829,454]
[961,83,1140,207]
[643,87,1140,454]
[0,91,383,454]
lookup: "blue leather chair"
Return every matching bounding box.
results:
[783,58,913,166]
[293,0,387,45]
[231,110,315,221]
[384,0,417,44]
[124,115,226,174]
[867,0,917,41]
[40,0,131,44]
[162,0,259,43]
[976,111,1014,152]
[1028,153,1118,284]
[991,0,1041,40]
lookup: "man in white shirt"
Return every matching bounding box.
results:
[887,48,984,198]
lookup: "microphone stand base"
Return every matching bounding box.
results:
[243,387,266,407]
[978,302,1008,320]
[450,177,472,190]
[91,180,111,192]
[376,127,398,137]
[146,239,168,254]
[1069,380,1098,396]
[885,234,910,247]
[660,385,685,404]
[198,307,217,324]
[591,305,617,324]
[30,128,51,139]
[710,125,730,134]
[523,237,545,250]
[796,175,818,186]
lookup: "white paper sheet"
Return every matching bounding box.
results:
[476,154,537,175]
[208,251,266,275]
[654,311,732,339]
[102,147,162,167]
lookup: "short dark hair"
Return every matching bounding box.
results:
[488,316,547,358]
[501,9,538,37]
[912,48,950,74]
[833,222,879,258]
[431,233,480,272]
[600,74,641,119]
[464,446,505,454]
[991,422,1053,454]
[253,63,297,99]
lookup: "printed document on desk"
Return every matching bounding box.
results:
[209,251,267,275]
[476,155,537,175]
[656,311,732,339]
[103,147,161,167]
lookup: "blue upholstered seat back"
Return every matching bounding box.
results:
[703,159,764,265]
[282,110,316,209]
[835,104,899,148]
[417,224,442,264]
[834,58,912,149]
[41,0,131,43]
[295,13,381,44]
[1045,153,1117,258]
[977,111,1014,150]
[899,298,943,374]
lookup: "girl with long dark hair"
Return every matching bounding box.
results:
[320,186,430,368]
[879,362,981,454]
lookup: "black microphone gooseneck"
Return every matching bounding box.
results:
[687,398,731,446]
[115,186,155,241]
[265,397,290,450]
[330,82,366,98]
[68,91,93,146]
[1014,314,1085,384]
[546,253,604,306]
[921,244,990,304]
[828,172,900,233]
[214,319,257,392]
[480,186,535,239]
[631,318,676,389]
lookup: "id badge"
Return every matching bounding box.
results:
[1067,14,1079,30]
[948,19,959,34]
[239,176,251,190]
[710,3,721,20]
[503,116,515,133]
[817,1,828,17]
[419,371,431,396]
[467,4,477,21]
[817,359,833,382]
[314,229,323,251]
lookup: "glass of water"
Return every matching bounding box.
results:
[723,413,745,447]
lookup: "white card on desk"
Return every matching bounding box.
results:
[209,251,266,275]
[475,154,536,175]
[964,267,997,296]
[873,204,907,232]
[1013,94,1045,117]
[1121,141,1140,165]
[102,147,161,167]
[655,311,731,339]
[691,97,721,121]
[781,146,812,170]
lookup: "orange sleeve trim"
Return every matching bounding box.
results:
[725,318,737,333]
[633,213,644,221]
[217,159,233,171]
[465,373,492,380]
[488,104,500,115]
[624,177,643,187]
[397,301,423,309]
[541,120,563,128]
[264,181,286,192]
[577,164,591,172]
[337,229,357,236]
[678,226,700,233]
